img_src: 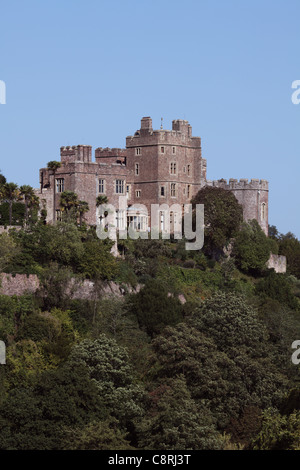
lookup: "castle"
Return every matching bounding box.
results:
[37,117,269,236]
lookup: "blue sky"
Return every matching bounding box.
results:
[0,0,299,237]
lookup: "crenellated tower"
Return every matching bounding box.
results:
[205,178,269,235]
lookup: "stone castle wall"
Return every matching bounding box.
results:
[0,273,138,299]
[267,254,287,274]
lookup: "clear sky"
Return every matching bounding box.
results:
[0,0,299,237]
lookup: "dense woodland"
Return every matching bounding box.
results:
[0,174,300,450]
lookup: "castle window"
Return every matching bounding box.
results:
[135,163,139,176]
[136,148,141,156]
[56,178,64,193]
[261,202,266,220]
[183,166,186,173]
[160,186,165,197]
[187,184,191,198]
[187,165,191,176]
[172,146,176,154]
[170,162,177,175]
[136,190,141,198]
[161,146,165,154]
[115,179,124,194]
[98,179,105,194]
[170,183,176,197]
[126,184,131,198]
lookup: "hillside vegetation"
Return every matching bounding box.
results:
[0,179,300,450]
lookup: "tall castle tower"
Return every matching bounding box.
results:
[125,117,207,212]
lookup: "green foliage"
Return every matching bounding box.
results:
[61,418,134,450]
[1,194,300,450]
[38,262,78,310]
[0,294,37,343]
[152,294,288,428]
[255,272,299,310]
[0,233,20,272]
[6,339,49,389]
[233,219,273,274]
[127,279,184,337]
[6,222,117,280]
[189,291,269,355]
[78,239,117,280]
[47,161,61,171]
[0,182,20,225]
[279,234,300,279]
[138,376,225,450]
[0,363,105,449]
[257,299,300,382]
[9,222,84,272]
[0,173,7,186]
[0,202,25,226]
[191,186,243,257]
[252,408,300,450]
[67,336,146,434]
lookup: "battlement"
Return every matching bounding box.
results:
[206,178,269,190]
[172,119,192,136]
[126,117,201,148]
[95,147,127,165]
[60,145,92,163]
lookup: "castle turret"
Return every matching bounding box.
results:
[205,178,269,235]
[60,145,92,163]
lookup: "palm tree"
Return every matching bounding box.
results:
[47,160,61,223]
[60,190,79,212]
[96,195,108,206]
[96,195,109,227]
[59,190,81,224]
[77,200,89,227]
[19,185,39,225]
[0,173,6,186]
[1,182,19,225]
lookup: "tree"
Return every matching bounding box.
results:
[191,186,243,258]
[96,195,108,207]
[137,376,224,450]
[61,418,134,450]
[127,279,184,337]
[189,291,269,355]
[0,362,106,449]
[0,232,20,272]
[67,336,146,434]
[47,160,61,223]
[268,225,280,241]
[232,219,273,274]
[59,190,80,224]
[78,239,117,280]
[60,191,79,212]
[279,234,300,279]
[0,182,20,225]
[0,172,6,186]
[19,185,39,225]
[152,295,288,429]
[252,408,300,450]
[38,262,80,310]
[255,272,298,310]
[77,200,89,227]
